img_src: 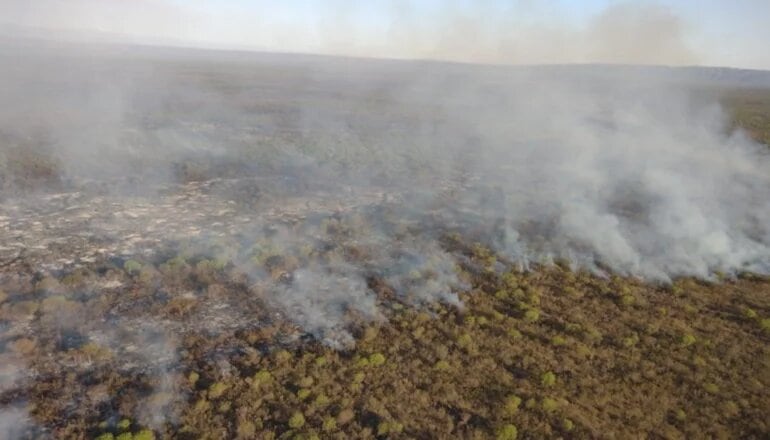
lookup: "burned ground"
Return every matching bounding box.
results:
[0,177,769,439]
[1,43,770,439]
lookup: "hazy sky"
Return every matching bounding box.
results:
[1,0,769,69]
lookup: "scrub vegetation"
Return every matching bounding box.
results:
[1,41,770,439]
[1,226,769,438]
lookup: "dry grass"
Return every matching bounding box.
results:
[1,229,769,439]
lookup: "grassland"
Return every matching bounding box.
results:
[1,55,770,439]
[724,88,770,146]
[2,229,769,439]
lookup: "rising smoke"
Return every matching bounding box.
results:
[0,38,769,280]
[1,11,770,435]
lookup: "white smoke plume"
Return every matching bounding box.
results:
[1,39,769,280]
[1,6,769,438]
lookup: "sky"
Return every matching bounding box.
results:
[1,0,769,69]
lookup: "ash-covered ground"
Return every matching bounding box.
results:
[1,39,770,439]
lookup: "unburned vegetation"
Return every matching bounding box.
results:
[1,225,769,439]
[724,88,770,146]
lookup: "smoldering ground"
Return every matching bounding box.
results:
[1,37,770,437]
[4,39,767,278]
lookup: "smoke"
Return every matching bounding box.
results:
[0,0,708,67]
[585,3,696,65]
[270,263,382,349]
[432,72,770,280]
[0,407,34,439]
[0,0,194,43]
[0,14,769,437]
[102,321,181,430]
[387,1,698,66]
[1,39,769,279]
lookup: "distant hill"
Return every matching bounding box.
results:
[1,27,770,90]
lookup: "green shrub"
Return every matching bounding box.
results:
[619,294,635,307]
[622,333,639,348]
[313,393,330,408]
[123,260,142,275]
[208,382,228,399]
[117,419,131,430]
[503,395,522,415]
[237,421,257,438]
[354,357,370,368]
[502,272,518,289]
[585,327,602,343]
[457,333,473,348]
[434,360,451,371]
[542,398,559,412]
[681,333,697,347]
[252,370,272,387]
[133,430,155,440]
[274,350,292,363]
[723,400,739,417]
[551,336,567,346]
[368,353,386,366]
[211,257,229,270]
[541,371,557,387]
[377,421,404,436]
[563,287,582,299]
[322,417,337,432]
[288,412,306,429]
[162,256,187,271]
[496,424,518,440]
[297,376,314,388]
[35,276,62,294]
[524,309,540,323]
[525,398,537,409]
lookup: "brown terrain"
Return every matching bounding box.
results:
[0,45,769,440]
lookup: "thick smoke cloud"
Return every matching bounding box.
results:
[1,40,769,282]
[457,76,770,279]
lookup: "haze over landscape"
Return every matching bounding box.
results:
[2,0,770,69]
[0,1,770,439]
